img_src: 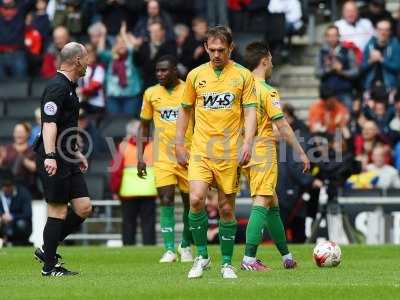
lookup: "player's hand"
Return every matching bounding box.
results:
[312,179,323,189]
[76,152,88,173]
[176,144,189,167]
[44,158,57,176]
[300,152,311,173]
[239,142,252,166]
[2,213,13,224]
[137,160,147,178]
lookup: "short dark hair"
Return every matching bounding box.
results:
[156,55,177,67]
[149,20,165,31]
[205,26,232,46]
[325,24,340,35]
[244,41,271,71]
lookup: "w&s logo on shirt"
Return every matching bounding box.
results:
[160,108,179,121]
[202,92,235,109]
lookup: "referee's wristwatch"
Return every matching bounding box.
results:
[45,152,57,159]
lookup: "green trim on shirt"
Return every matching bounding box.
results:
[243,103,257,108]
[214,68,222,78]
[181,103,192,109]
[271,113,284,121]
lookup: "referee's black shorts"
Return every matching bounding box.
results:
[37,157,89,204]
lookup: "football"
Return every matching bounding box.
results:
[313,241,342,267]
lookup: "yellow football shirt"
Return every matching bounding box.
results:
[181,61,257,160]
[141,80,192,164]
[249,78,284,166]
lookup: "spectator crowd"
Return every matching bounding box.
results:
[1,0,400,245]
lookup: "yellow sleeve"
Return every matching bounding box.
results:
[266,89,284,121]
[140,89,153,120]
[181,71,197,108]
[241,71,257,108]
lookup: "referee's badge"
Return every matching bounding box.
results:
[44,101,57,116]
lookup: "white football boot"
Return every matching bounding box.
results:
[178,244,193,263]
[159,250,178,263]
[221,263,238,279]
[187,256,211,279]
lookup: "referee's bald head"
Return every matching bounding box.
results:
[60,42,86,64]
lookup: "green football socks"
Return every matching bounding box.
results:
[181,206,192,248]
[245,205,268,257]
[265,206,289,256]
[160,206,175,252]
[188,210,209,258]
[219,220,237,265]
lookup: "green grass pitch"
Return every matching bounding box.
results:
[0,245,399,300]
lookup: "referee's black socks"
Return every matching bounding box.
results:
[60,209,85,242]
[43,217,64,271]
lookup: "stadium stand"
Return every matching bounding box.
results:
[1,0,400,246]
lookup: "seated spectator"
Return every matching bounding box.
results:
[316,25,359,112]
[362,0,395,28]
[0,123,40,199]
[28,108,41,146]
[0,0,34,79]
[78,44,106,126]
[137,21,177,89]
[0,169,32,246]
[110,120,156,245]
[52,0,85,38]
[190,16,208,68]
[335,1,375,53]
[361,19,400,93]
[32,0,51,49]
[40,26,70,78]
[174,23,196,77]
[308,86,350,134]
[354,120,391,168]
[25,12,43,76]
[87,22,108,50]
[77,110,108,157]
[133,0,175,42]
[98,22,143,116]
[366,146,400,189]
[362,87,395,135]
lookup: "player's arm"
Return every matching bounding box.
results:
[41,85,64,176]
[241,107,257,165]
[137,119,151,178]
[176,106,191,167]
[176,73,196,167]
[274,118,310,172]
[240,71,257,165]
[42,122,58,176]
[137,90,153,177]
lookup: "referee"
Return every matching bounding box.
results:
[33,42,92,277]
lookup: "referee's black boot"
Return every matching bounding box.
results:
[34,247,62,264]
[42,263,79,277]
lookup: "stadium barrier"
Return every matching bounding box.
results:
[30,197,400,247]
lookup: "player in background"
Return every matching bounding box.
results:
[138,55,194,263]
[241,41,310,271]
[176,26,257,279]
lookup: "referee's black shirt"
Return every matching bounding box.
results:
[36,72,80,162]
